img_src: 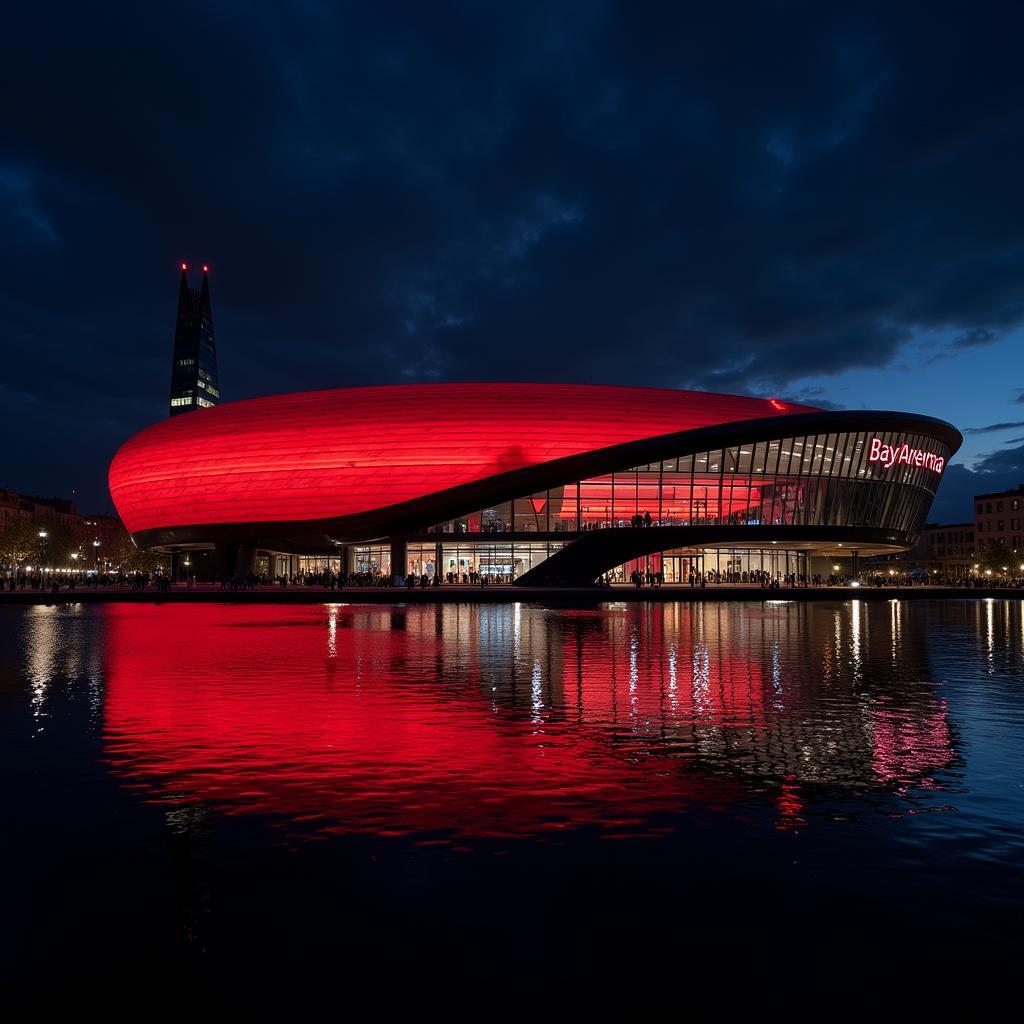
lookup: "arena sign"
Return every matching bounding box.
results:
[868,437,945,474]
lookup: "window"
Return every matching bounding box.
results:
[196,396,215,408]
[170,397,192,407]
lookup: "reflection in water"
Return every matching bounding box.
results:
[7,598,1024,993]
[21,603,104,732]
[79,600,978,839]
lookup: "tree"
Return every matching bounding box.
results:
[36,520,79,567]
[977,538,1010,573]
[109,526,170,574]
[0,518,38,570]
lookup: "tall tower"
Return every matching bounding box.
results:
[169,263,220,416]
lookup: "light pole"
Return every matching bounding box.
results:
[37,530,48,584]
[93,538,101,573]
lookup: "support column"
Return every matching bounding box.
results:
[236,542,256,576]
[214,543,236,580]
[170,550,181,582]
[390,535,408,587]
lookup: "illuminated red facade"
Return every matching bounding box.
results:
[108,382,960,580]
[109,382,812,535]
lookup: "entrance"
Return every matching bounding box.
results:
[662,552,702,583]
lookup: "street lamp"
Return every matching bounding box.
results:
[37,530,49,579]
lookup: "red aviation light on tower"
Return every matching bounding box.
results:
[202,265,209,273]
[180,262,188,271]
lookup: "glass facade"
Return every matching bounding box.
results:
[428,430,950,537]
[273,428,951,585]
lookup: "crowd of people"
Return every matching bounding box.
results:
[3,565,1023,593]
[2,570,167,592]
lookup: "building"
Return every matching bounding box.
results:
[903,522,975,578]
[108,383,961,584]
[169,264,220,416]
[974,483,1024,559]
[0,487,122,568]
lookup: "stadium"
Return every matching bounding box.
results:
[108,383,961,585]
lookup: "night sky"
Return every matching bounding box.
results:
[3,1,1024,520]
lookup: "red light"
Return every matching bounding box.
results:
[202,265,209,273]
[180,263,187,271]
[769,399,785,410]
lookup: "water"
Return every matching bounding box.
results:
[3,599,1023,1001]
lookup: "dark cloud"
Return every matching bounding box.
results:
[965,421,1024,434]
[3,1,1024,508]
[930,443,1024,523]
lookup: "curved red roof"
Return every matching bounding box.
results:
[108,383,816,534]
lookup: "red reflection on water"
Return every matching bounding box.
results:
[871,699,954,785]
[775,776,806,831]
[99,602,955,839]
[101,604,739,838]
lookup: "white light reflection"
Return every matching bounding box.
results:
[692,647,710,714]
[890,599,901,667]
[629,624,639,715]
[667,643,678,707]
[513,602,522,661]
[24,605,65,731]
[850,600,863,683]
[327,605,338,657]
[985,598,995,673]
[771,643,783,707]
[531,659,543,720]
